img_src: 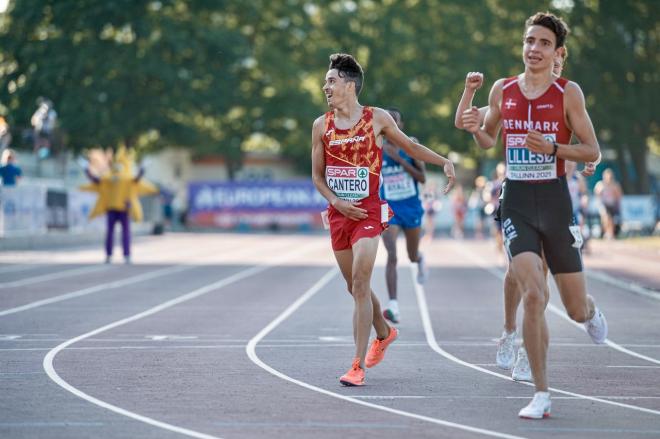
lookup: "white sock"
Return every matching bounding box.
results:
[388,300,399,313]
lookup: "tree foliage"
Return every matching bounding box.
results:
[0,0,656,191]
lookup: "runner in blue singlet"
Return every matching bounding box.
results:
[380,108,427,324]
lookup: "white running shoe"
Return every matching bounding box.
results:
[518,391,551,419]
[585,307,608,344]
[496,330,516,370]
[416,253,428,284]
[383,308,400,324]
[512,346,532,382]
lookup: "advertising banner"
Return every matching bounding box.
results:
[0,185,47,237]
[187,181,327,229]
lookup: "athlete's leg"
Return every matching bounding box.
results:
[509,255,549,333]
[503,267,520,333]
[403,226,422,263]
[553,272,593,322]
[381,225,400,301]
[349,236,382,366]
[555,272,607,343]
[334,243,389,360]
[510,251,549,392]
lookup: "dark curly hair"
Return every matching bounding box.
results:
[329,53,364,96]
[525,12,570,48]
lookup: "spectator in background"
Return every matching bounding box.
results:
[0,116,11,151]
[594,168,623,239]
[158,184,175,230]
[451,184,467,239]
[31,97,57,159]
[421,180,441,242]
[469,175,488,239]
[566,160,592,252]
[485,162,506,255]
[0,149,22,186]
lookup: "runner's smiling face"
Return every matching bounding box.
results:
[523,25,561,73]
[323,69,353,109]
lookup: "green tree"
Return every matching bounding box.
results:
[568,0,659,193]
[0,1,252,168]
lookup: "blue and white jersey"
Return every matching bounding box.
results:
[380,146,422,208]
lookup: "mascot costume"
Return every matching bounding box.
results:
[81,146,157,263]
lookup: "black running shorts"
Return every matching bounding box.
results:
[500,176,583,274]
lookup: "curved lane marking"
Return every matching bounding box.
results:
[247,267,529,439]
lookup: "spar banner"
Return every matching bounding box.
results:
[187,180,328,229]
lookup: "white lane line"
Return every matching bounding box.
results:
[0,241,268,317]
[0,234,259,294]
[587,270,660,301]
[0,265,111,289]
[246,268,528,439]
[0,265,193,317]
[0,264,39,274]
[607,365,660,369]
[8,336,660,348]
[43,239,323,439]
[454,244,660,365]
[410,264,660,417]
[353,395,660,400]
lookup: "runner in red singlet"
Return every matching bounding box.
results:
[458,12,608,419]
[457,48,600,384]
[311,53,455,386]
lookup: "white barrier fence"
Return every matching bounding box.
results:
[1,185,158,238]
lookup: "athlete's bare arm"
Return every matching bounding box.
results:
[382,142,426,184]
[461,79,505,149]
[525,82,600,163]
[375,108,455,193]
[311,116,368,221]
[454,72,484,129]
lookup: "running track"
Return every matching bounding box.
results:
[1,232,659,439]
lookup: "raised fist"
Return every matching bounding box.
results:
[465,72,484,91]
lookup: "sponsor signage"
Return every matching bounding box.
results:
[188,181,327,229]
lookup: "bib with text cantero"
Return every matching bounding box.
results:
[500,76,572,181]
[323,106,382,201]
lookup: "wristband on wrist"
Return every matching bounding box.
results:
[594,151,602,166]
[551,142,559,157]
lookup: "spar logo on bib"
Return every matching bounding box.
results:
[326,166,370,201]
[506,133,557,181]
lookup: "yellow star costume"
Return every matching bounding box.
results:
[80,146,158,221]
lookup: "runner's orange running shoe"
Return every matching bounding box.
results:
[339,358,365,386]
[365,326,398,368]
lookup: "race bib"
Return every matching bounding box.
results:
[326,166,369,201]
[569,225,583,249]
[383,170,416,201]
[505,133,557,181]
